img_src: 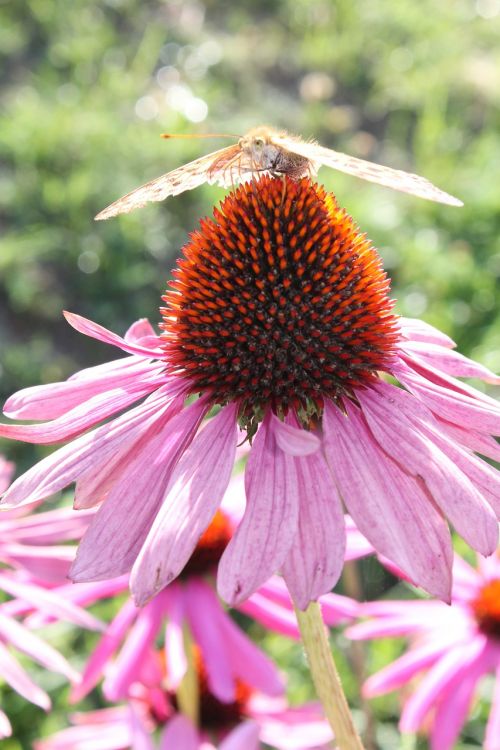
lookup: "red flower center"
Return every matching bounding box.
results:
[162,175,398,431]
[180,509,233,578]
[471,578,500,639]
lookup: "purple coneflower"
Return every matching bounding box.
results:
[1,176,499,610]
[348,553,500,749]
[36,657,333,750]
[69,498,359,704]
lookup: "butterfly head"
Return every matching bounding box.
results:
[238,126,282,171]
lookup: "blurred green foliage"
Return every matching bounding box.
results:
[1,0,500,748]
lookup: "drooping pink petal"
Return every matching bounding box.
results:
[103,598,164,701]
[438,419,500,462]
[0,573,102,631]
[399,317,455,347]
[281,447,345,610]
[485,667,500,750]
[219,721,260,750]
[400,639,485,732]
[429,653,489,750]
[217,413,299,606]
[217,603,284,697]
[0,611,78,682]
[3,357,164,420]
[271,414,320,456]
[256,703,333,750]
[395,359,500,434]
[71,600,138,702]
[70,398,207,583]
[0,639,50,708]
[238,588,300,640]
[128,706,155,750]
[323,400,452,601]
[184,579,236,702]
[361,641,447,697]
[0,377,166,444]
[401,340,500,384]
[131,404,238,606]
[1,384,179,508]
[159,715,199,750]
[63,311,163,357]
[0,456,15,494]
[1,543,74,583]
[124,318,157,342]
[34,711,132,750]
[357,382,498,555]
[1,506,93,544]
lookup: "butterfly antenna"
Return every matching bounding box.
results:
[160,132,240,140]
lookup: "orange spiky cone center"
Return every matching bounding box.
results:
[162,175,399,431]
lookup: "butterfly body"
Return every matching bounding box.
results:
[95,125,462,220]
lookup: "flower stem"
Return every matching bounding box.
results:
[176,623,199,725]
[294,600,365,750]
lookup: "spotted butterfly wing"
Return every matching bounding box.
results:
[95,144,244,221]
[269,133,463,207]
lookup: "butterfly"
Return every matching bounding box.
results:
[94,125,463,220]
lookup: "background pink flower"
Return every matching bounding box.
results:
[348,553,500,750]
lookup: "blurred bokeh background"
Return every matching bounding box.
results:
[1,1,499,747]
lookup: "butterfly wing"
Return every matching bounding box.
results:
[95,145,242,220]
[271,134,463,207]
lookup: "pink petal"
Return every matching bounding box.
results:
[0,611,77,682]
[184,579,236,702]
[485,668,500,750]
[271,414,320,455]
[1,506,93,544]
[358,383,498,555]
[63,312,163,357]
[1,543,74,583]
[0,573,102,631]
[323,400,452,601]
[131,404,238,605]
[281,447,345,610]
[104,598,164,701]
[362,641,446,697]
[395,359,500,434]
[128,706,155,750]
[0,457,15,494]
[0,377,166,444]
[1,384,179,508]
[124,318,156,342]
[401,340,500,384]
[217,413,299,606]
[238,589,300,640]
[0,639,50,708]
[71,397,206,582]
[438,419,500,462]
[159,715,199,750]
[430,659,486,750]
[400,638,485,732]
[399,317,455,347]
[256,703,333,750]
[217,604,284,697]
[4,357,164,420]
[71,600,138,702]
[219,721,260,750]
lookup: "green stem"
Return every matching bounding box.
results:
[295,600,365,750]
[176,624,200,725]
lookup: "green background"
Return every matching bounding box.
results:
[1,1,499,748]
